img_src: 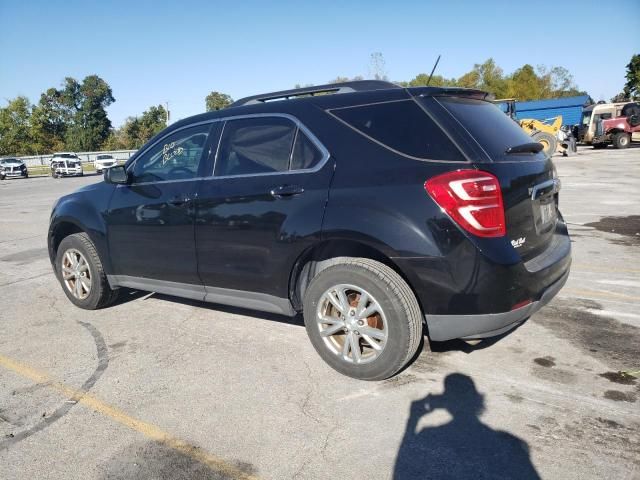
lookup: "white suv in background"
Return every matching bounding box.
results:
[94,154,118,173]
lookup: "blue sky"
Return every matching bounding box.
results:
[1,0,638,127]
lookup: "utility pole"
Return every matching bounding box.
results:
[165,101,170,125]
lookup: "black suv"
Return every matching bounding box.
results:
[48,81,571,380]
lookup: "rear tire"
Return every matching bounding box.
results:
[531,131,557,157]
[55,232,119,310]
[303,258,422,380]
[612,132,630,149]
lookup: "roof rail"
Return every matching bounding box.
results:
[229,80,400,107]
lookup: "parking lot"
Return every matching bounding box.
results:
[0,146,638,479]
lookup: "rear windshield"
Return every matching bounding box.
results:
[329,100,465,161]
[435,97,546,162]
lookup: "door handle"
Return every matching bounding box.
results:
[270,185,304,198]
[168,194,192,206]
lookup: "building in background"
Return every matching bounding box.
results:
[499,95,591,126]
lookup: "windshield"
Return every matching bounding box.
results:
[581,111,592,125]
[435,96,546,162]
[97,155,113,160]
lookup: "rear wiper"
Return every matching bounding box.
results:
[505,142,544,154]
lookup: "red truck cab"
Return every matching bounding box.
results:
[593,102,640,149]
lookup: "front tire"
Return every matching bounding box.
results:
[55,232,118,310]
[303,258,422,380]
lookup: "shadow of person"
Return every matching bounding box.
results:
[393,374,540,480]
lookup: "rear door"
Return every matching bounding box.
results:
[426,95,562,261]
[195,114,333,300]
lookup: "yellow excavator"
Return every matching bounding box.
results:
[496,98,562,156]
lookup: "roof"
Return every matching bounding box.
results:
[229,80,400,107]
[167,82,493,135]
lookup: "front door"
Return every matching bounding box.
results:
[106,123,215,287]
[195,115,333,303]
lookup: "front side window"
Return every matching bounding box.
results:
[214,117,296,176]
[131,124,211,183]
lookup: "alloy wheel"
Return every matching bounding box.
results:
[316,284,388,364]
[61,248,92,300]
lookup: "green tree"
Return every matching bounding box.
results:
[404,73,456,87]
[456,70,481,89]
[623,54,640,100]
[0,96,34,156]
[473,58,508,97]
[105,104,168,150]
[30,88,68,154]
[64,75,115,151]
[205,91,233,111]
[611,92,630,103]
[506,64,543,100]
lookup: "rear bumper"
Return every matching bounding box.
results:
[425,267,569,341]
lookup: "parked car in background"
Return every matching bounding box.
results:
[48,81,571,380]
[578,102,626,145]
[94,154,118,174]
[0,158,28,180]
[592,102,640,149]
[50,154,83,178]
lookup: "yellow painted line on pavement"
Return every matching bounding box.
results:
[0,354,259,480]
[562,288,640,302]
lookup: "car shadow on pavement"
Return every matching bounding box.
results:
[393,373,540,480]
[147,293,306,327]
[111,288,152,307]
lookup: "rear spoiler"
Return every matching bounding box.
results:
[408,87,494,101]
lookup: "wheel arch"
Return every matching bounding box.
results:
[48,212,111,274]
[288,238,425,317]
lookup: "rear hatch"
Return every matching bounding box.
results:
[423,95,561,261]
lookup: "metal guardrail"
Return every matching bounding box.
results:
[11,150,137,167]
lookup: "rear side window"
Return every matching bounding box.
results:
[330,100,465,161]
[215,117,296,176]
[291,130,323,170]
[435,97,546,162]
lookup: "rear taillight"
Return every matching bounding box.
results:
[424,169,506,238]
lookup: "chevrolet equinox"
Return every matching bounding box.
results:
[48,81,571,380]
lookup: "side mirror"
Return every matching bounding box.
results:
[104,165,128,184]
